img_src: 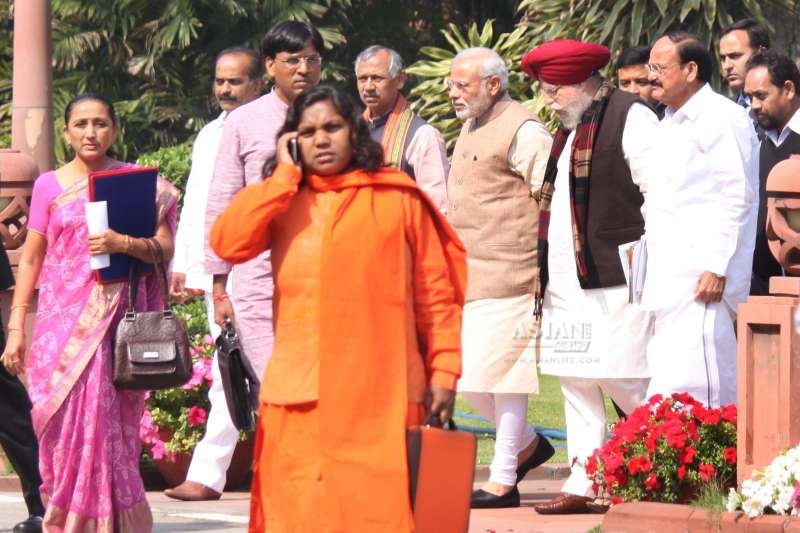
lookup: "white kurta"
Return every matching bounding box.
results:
[540,103,658,378]
[642,84,758,407]
[173,112,227,292]
[643,84,758,312]
[172,111,240,493]
[458,119,553,394]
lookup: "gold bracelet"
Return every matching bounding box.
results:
[125,235,132,253]
[7,327,23,332]
[10,304,29,311]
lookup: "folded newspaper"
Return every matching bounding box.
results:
[618,238,647,304]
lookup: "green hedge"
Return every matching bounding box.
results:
[137,142,192,208]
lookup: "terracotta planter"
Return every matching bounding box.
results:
[145,432,255,490]
[152,451,192,487]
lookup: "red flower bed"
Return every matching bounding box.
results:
[586,392,736,503]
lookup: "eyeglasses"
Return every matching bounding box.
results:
[275,55,322,68]
[645,62,683,76]
[541,84,563,98]
[446,75,491,92]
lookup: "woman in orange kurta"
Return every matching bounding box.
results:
[210,86,466,532]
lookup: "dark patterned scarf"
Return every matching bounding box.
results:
[534,82,614,317]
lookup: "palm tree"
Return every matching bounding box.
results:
[405,0,795,147]
[49,0,351,162]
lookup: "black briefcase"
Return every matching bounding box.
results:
[216,319,260,432]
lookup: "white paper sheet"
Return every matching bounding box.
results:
[618,237,647,304]
[85,201,111,270]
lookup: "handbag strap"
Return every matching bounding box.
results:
[143,238,171,311]
[126,238,170,313]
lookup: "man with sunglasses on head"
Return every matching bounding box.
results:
[521,39,658,515]
[446,47,555,510]
[642,31,757,409]
[178,21,322,502]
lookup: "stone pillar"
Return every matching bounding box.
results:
[11,0,53,174]
[736,278,800,485]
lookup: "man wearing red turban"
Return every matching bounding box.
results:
[522,39,659,514]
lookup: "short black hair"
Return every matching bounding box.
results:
[260,21,324,59]
[746,50,800,92]
[64,92,117,125]
[720,18,771,51]
[617,45,651,69]
[263,86,384,176]
[662,30,713,83]
[216,46,263,80]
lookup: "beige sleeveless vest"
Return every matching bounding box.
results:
[447,97,539,302]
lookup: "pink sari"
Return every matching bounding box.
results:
[25,169,178,532]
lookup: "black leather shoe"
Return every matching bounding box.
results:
[14,515,43,533]
[516,434,555,483]
[470,486,520,509]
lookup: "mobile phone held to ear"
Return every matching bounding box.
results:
[289,138,300,165]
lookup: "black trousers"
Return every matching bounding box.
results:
[0,324,45,516]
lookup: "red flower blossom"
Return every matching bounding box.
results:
[680,446,697,465]
[677,465,687,481]
[699,463,716,482]
[187,406,207,427]
[703,410,722,425]
[645,472,661,490]
[723,447,737,465]
[721,404,737,424]
[627,456,652,475]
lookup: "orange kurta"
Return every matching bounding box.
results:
[210,163,466,532]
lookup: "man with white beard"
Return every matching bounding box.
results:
[447,47,555,509]
[521,39,659,514]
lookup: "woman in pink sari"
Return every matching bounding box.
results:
[1,93,179,532]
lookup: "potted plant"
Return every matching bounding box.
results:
[727,444,800,517]
[586,392,737,504]
[139,293,252,487]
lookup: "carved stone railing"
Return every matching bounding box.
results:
[0,149,38,269]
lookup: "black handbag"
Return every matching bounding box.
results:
[112,239,192,390]
[216,319,260,431]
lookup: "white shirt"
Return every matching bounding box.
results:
[173,111,227,291]
[764,105,800,147]
[508,119,553,189]
[642,84,759,311]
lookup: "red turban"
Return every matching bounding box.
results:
[521,39,611,85]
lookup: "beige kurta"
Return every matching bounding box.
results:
[457,120,552,393]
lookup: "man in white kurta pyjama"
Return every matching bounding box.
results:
[165,48,262,501]
[643,32,758,408]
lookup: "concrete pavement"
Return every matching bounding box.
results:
[1,465,603,532]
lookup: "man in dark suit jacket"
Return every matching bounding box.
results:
[743,51,800,295]
[0,240,44,532]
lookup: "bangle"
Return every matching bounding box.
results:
[7,327,23,332]
[125,235,133,253]
[213,293,229,302]
[10,304,29,311]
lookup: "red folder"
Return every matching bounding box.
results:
[88,166,158,283]
[406,420,476,533]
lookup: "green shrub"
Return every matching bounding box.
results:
[137,142,193,208]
